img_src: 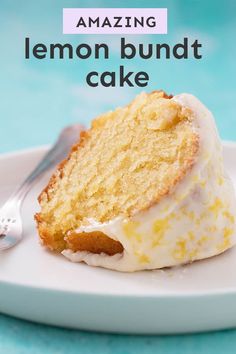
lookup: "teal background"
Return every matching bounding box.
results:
[0,0,236,153]
[0,0,236,353]
[1,313,236,354]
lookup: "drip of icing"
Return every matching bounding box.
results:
[62,94,236,272]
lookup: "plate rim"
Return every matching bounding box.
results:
[2,272,236,299]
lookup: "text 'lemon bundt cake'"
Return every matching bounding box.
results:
[35,91,236,271]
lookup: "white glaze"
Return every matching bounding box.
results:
[62,94,236,272]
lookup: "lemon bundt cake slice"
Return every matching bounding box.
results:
[35,91,236,271]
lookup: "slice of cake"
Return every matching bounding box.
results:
[35,91,236,271]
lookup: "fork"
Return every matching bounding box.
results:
[0,124,84,251]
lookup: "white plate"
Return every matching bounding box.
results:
[1,143,236,334]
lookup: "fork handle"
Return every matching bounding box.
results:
[7,125,84,205]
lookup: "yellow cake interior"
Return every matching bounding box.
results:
[35,91,199,254]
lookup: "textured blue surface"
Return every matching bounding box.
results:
[1,313,236,354]
[1,0,236,353]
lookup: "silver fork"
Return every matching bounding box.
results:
[0,124,84,251]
